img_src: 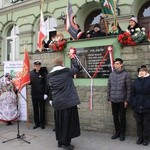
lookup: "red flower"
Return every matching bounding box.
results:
[49,39,66,51]
[118,31,136,46]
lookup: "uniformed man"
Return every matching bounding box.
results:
[30,60,48,129]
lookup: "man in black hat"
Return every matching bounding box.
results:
[30,60,48,129]
[90,23,106,38]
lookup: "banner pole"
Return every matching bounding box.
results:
[26,87,30,129]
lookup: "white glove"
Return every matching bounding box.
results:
[49,100,52,106]
[44,94,48,100]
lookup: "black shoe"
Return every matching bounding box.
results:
[120,133,125,141]
[143,140,149,146]
[63,144,74,150]
[136,137,143,145]
[33,124,39,129]
[57,142,62,148]
[40,125,45,129]
[7,121,12,126]
[111,132,120,139]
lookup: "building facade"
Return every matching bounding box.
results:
[0,0,150,135]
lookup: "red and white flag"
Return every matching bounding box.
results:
[37,9,46,51]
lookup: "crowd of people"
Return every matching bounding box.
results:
[0,54,150,149]
[42,16,147,51]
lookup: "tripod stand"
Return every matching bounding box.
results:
[3,90,30,144]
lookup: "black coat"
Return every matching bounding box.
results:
[30,67,48,97]
[131,75,150,113]
[127,24,140,35]
[90,30,106,38]
[107,69,131,103]
[47,59,81,110]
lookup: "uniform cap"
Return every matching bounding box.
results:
[33,60,41,65]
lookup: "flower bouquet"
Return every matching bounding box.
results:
[49,33,66,51]
[118,31,136,46]
[118,28,146,46]
[131,28,146,43]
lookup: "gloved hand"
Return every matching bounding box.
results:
[49,100,53,106]
[68,47,76,59]
[44,94,48,100]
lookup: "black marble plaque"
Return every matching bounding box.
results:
[74,45,112,78]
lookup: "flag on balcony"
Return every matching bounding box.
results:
[100,0,115,15]
[13,50,30,91]
[66,0,80,39]
[37,9,46,51]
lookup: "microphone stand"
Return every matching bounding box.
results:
[3,90,30,144]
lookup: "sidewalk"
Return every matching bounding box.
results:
[0,122,149,150]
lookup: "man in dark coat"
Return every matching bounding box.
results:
[107,58,131,141]
[30,60,48,129]
[90,23,106,38]
[47,52,81,150]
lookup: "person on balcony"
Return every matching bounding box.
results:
[90,23,106,38]
[131,65,150,146]
[108,22,124,36]
[127,17,140,35]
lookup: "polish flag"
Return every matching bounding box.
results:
[37,9,46,51]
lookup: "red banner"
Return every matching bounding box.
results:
[13,50,30,91]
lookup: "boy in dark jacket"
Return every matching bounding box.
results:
[107,58,131,141]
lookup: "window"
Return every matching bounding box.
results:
[84,9,106,33]
[6,25,19,61]
[138,1,150,35]
[44,17,57,41]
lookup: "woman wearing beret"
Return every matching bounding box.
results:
[131,65,150,146]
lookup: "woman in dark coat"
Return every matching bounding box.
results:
[131,65,150,146]
[47,50,81,150]
[127,17,140,35]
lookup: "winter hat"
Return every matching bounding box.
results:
[129,17,137,23]
[93,23,100,29]
[137,65,148,72]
